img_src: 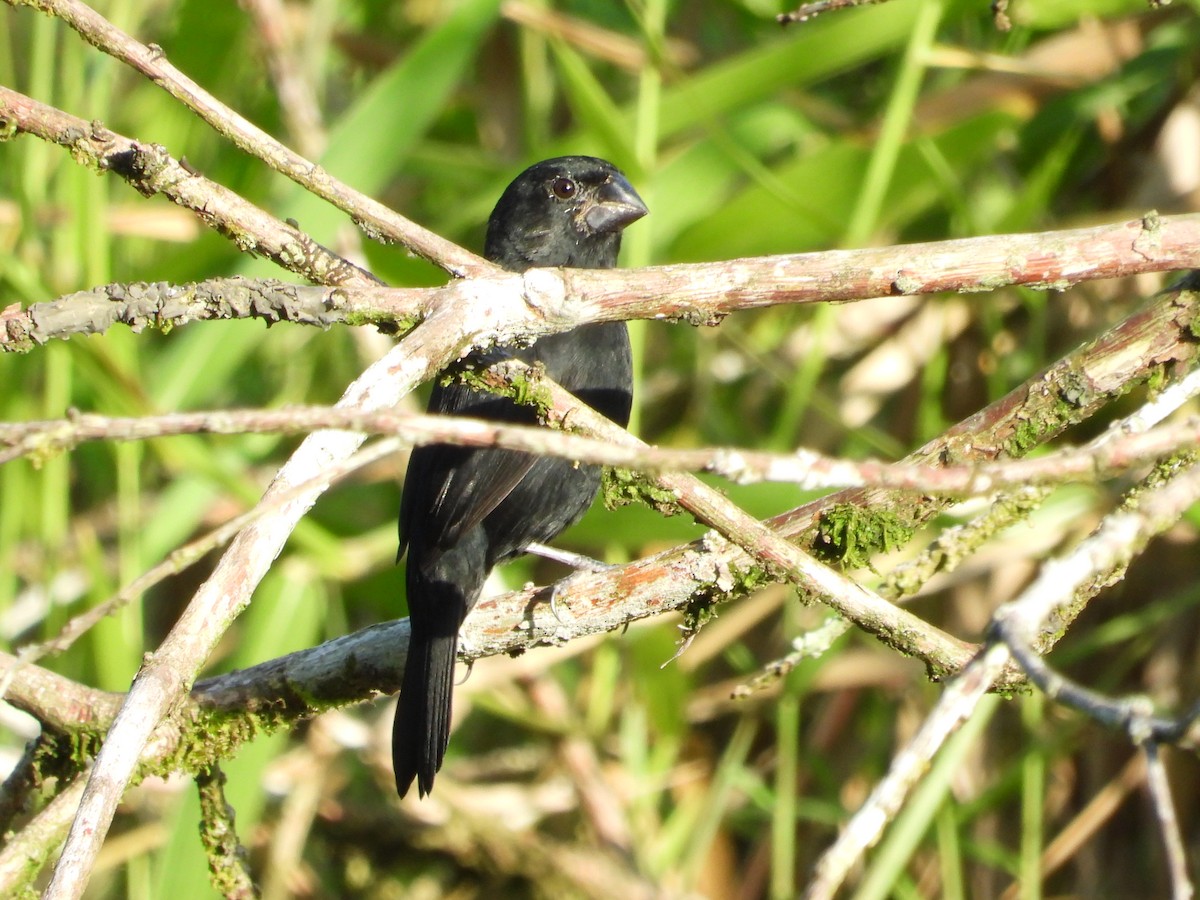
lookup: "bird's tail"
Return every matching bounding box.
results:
[393,615,458,798]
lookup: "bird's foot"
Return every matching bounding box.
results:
[524,542,611,573]
[525,542,618,623]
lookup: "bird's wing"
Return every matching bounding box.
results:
[399,375,539,559]
[423,445,538,551]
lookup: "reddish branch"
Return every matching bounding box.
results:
[5,215,1200,351]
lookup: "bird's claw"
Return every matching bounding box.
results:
[549,587,567,624]
[525,542,620,625]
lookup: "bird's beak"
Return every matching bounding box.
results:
[584,175,648,234]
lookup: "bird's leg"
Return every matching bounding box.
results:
[524,542,611,572]
[525,542,618,622]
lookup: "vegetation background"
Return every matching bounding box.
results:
[2,0,1199,897]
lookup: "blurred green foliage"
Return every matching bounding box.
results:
[2,0,1200,897]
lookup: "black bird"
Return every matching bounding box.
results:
[394,157,648,797]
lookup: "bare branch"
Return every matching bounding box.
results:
[0,652,123,733]
[0,776,87,893]
[5,4,1196,897]
[3,11,1196,888]
[6,403,1200,493]
[195,765,258,900]
[6,215,1200,351]
[3,0,494,278]
[994,618,1200,744]
[0,439,402,688]
[41,308,465,898]
[486,358,981,677]
[0,87,376,289]
[804,453,1200,899]
[40,265,1193,898]
[0,277,416,351]
[1144,742,1195,900]
[563,212,1200,317]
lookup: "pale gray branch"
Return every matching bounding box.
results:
[42,309,464,899]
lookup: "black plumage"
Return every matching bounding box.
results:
[393,157,648,797]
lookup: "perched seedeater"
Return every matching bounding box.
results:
[393,157,648,798]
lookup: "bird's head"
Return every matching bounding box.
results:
[484,156,648,272]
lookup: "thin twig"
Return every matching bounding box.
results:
[803,454,1200,899]
[1143,741,1195,900]
[0,277,421,352]
[492,358,980,676]
[992,619,1200,744]
[0,438,402,698]
[196,765,258,900]
[240,0,326,158]
[745,362,1200,694]
[5,404,1200,492]
[882,362,1200,601]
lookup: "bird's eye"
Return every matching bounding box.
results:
[551,176,577,199]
